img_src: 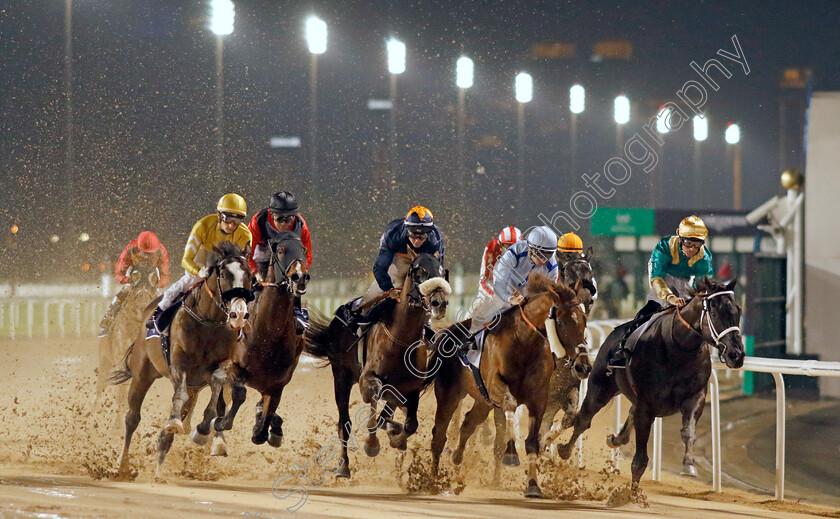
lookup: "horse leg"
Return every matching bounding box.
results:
[524,400,547,498]
[500,389,520,467]
[679,392,706,477]
[210,389,228,456]
[116,360,155,480]
[630,407,654,489]
[155,387,198,481]
[486,408,504,484]
[252,394,273,445]
[607,405,635,448]
[560,383,580,430]
[384,390,417,450]
[333,367,354,478]
[556,375,618,460]
[452,398,493,465]
[363,402,381,457]
[267,389,285,448]
[539,397,562,452]
[164,369,189,434]
[215,376,246,431]
[191,367,225,445]
[95,336,113,401]
[358,369,383,457]
[430,379,463,475]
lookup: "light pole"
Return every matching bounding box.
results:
[64,0,74,234]
[725,123,742,210]
[692,115,708,206]
[569,84,585,176]
[614,95,630,156]
[455,56,473,185]
[515,72,532,212]
[651,105,672,207]
[209,0,234,187]
[305,16,327,188]
[387,38,405,185]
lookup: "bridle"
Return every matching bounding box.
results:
[184,261,253,326]
[262,246,309,294]
[561,258,596,296]
[532,300,589,367]
[674,290,740,358]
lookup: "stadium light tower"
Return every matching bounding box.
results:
[305,16,327,184]
[387,39,406,182]
[456,57,474,183]
[726,123,742,209]
[209,0,235,186]
[515,72,533,211]
[614,95,630,155]
[692,115,708,205]
[656,105,672,134]
[569,84,585,175]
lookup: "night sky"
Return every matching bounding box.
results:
[1,0,839,280]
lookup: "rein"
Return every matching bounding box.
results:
[670,290,739,357]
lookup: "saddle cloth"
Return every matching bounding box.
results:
[458,329,490,401]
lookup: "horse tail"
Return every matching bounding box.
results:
[303,306,334,362]
[109,341,135,385]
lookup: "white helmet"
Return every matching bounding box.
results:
[526,226,558,254]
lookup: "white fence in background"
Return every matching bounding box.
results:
[3,292,837,502]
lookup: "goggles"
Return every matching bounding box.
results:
[220,212,245,224]
[680,237,705,249]
[272,214,296,224]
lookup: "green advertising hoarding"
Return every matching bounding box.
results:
[590,208,655,236]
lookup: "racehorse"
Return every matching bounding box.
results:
[110,242,253,480]
[211,232,310,449]
[557,246,596,314]
[305,252,451,478]
[556,277,745,489]
[429,274,591,498]
[96,262,160,400]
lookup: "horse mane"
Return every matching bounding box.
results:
[527,271,577,303]
[694,275,727,295]
[213,241,244,263]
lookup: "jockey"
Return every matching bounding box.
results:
[478,226,522,297]
[98,231,169,337]
[347,206,444,331]
[608,215,713,371]
[248,191,313,333]
[461,226,559,352]
[146,194,252,330]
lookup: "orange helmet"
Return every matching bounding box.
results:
[558,232,583,253]
[137,231,161,253]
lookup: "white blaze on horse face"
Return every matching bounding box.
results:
[290,261,306,294]
[225,261,248,330]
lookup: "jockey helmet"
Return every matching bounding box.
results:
[526,226,558,254]
[498,226,522,246]
[677,215,708,242]
[137,231,161,253]
[217,193,247,217]
[558,232,584,253]
[269,191,299,217]
[404,206,434,234]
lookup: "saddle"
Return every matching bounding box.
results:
[146,293,189,367]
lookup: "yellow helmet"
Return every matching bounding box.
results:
[677,215,708,241]
[558,232,584,253]
[217,193,247,216]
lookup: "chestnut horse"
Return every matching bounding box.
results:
[111,242,252,480]
[556,277,745,489]
[305,252,451,477]
[429,274,591,498]
[212,232,310,448]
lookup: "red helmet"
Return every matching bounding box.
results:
[498,226,522,246]
[137,231,161,253]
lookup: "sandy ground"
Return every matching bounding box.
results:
[0,336,838,519]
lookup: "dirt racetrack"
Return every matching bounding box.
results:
[0,336,838,518]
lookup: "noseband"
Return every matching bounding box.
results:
[542,302,589,367]
[674,290,740,359]
[184,263,252,326]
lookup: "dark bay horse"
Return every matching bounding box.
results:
[429,274,591,498]
[305,253,451,477]
[557,247,597,314]
[111,242,253,480]
[556,277,745,489]
[212,232,310,448]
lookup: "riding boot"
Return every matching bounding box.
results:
[457,330,481,355]
[293,296,309,335]
[145,306,162,330]
[99,289,129,337]
[607,300,662,375]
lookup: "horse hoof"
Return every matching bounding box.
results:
[268,431,283,448]
[606,434,620,449]
[680,464,698,477]
[210,417,224,432]
[164,419,184,435]
[524,479,543,499]
[555,443,573,460]
[451,449,464,465]
[210,436,228,457]
[252,433,267,445]
[335,464,351,479]
[363,442,380,458]
[190,429,210,446]
[502,453,520,467]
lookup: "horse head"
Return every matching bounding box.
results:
[527,273,592,380]
[269,232,310,297]
[409,253,451,320]
[128,261,160,296]
[694,276,745,369]
[209,241,253,331]
[559,248,596,314]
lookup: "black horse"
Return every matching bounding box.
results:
[556,277,745,489]
[557,247,596,314]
